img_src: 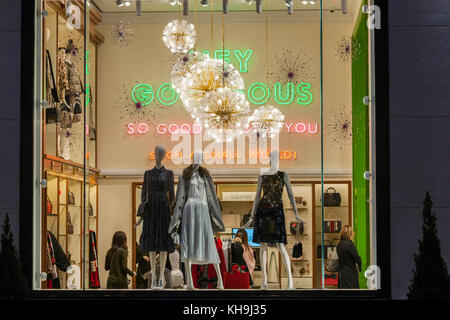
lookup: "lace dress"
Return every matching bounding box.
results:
[180,170,220,264]
[140,166,175,253]
[253,171,287,245]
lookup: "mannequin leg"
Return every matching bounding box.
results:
[213,263,224,289]
[276,243,294,290]
[259,243,268,289]
[158,251,168,289]
[185,259,195,290]
[149,252,157,289]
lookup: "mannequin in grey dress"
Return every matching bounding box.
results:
[169,150,225,290]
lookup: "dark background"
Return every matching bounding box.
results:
[0,0,448,299]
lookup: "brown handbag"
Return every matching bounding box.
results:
[67,212,74,235]
[68,190,75,205]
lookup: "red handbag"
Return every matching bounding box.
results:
[224,265,250,289]
[322,273,338,286]
[46,196,53,215]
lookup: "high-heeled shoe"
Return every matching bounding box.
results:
[260,283,268,290]
[150,278,157,289]
[157,277,166,289]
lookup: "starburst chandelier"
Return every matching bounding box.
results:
[162,19,197,54]
[180,58,244,116]
[199,88,250,142]
[170,51,208,91]
[109,20,134,47]
[335,35,361,63]
[248,105,285,138]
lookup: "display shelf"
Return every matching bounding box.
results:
[42,159,99,290]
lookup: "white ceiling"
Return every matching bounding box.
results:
[91,0,359,15]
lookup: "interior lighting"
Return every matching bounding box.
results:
[116,0,124,7]
[201,0,208,6]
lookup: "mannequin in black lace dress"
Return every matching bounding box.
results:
[137,145,175,289]
[244,150,305,290]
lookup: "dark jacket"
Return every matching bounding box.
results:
[336,239,362,289]
[105,248,134,289]
[135,243,150,289]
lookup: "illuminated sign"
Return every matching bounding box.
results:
[129,82,312,107]
[127,122,318,136]
[148,150,298,161]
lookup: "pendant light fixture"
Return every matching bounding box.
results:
[136,0,142,16]
[285,0,293,14]
[183,0,189,15]
[256,0,262,14]
[341,0,348,14]
[223,0,228,14]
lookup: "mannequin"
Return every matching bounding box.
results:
[169,150,225,290]
[57,39,83,160]
[244,150,304,290]
[136,145,175,289]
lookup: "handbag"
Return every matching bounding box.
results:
[46,196,53,215]
[317,240,332,259]
[137,175,150,218]
[59,100,73,128]
[292,242,303,259]
[323,187,341,207]
[322,273,338,286]
[67,212,74,235]
[325,245,339,272]
[68,190,75,205]
[224,265,250,289]
[45,50,60,124]
[290,221,304,235]
[89,202,94,216]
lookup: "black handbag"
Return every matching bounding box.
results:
[45,50,60,124]
[292,242,303,258]
[137,175,150,218]
[323,187,341,207]
[89,202,94,216]
[290,221,304,235]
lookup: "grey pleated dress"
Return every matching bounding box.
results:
[180,171,220,264]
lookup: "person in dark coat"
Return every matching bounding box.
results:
[135,242,150,289]
[336,225,362,289]
[105,231,135,289]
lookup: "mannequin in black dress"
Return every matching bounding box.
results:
[136,145,175,289]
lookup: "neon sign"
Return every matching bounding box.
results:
[148,150,298,161]
[127,122,318,136]
[130,82,313,107]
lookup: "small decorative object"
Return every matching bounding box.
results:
[180,58,244,117]
[324,107,352,150]
[335,35,361,63]
[110,20,134,47]
[199,88,250,142]
[248,105,285,139]
[292,242,303,259]
[270,49,315,84]
[162,19,197,54]
[170,51,208,91]
[46,196,53,215]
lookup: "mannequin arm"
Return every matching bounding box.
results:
[168,170,175,211]
[168,174,185,241]
[141,171,147,203]
[243,175,262,227]
[284,173,305,224]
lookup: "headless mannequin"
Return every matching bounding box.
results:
[184,150,224,290]
[244,150,305,290]
[149,145,169,289]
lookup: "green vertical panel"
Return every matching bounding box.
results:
[352,0,370,289]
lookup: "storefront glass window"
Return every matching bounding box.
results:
[34,0,376,292]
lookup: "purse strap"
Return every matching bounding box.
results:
[46,50,59,102]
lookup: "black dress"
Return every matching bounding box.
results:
[140,166,175,253]
[253,171,287,245]
[336,239,362,289]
